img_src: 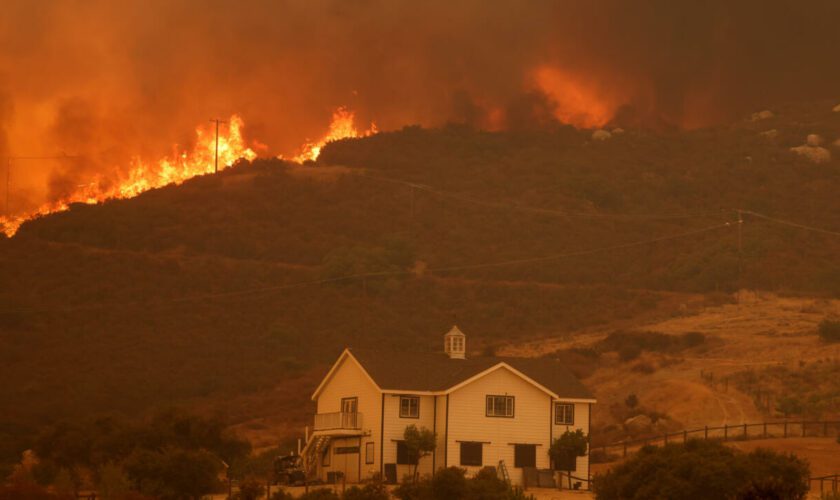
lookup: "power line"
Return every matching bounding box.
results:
[742,210,840,238]
[350,170,724,220]
[3,221,733,315]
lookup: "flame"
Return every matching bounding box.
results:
[532,65,620,128]
[292,107,377,163]
[1,115,256,237]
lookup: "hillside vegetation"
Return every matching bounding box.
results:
[1,100,840,472]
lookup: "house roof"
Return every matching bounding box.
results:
[346,347,594,401]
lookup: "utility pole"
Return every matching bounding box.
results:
[737,209,744,304]
[210,118,227,174]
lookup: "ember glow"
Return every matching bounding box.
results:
[1,115,256,236]
[291,107,377,163]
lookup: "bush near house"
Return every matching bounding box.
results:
[592,440,809,500]
[393,466,535,500]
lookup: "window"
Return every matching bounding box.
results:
[486,395,514,417]
[555,403,574,425]
[322,445,331,466]
[400,396,420,418]
[513,444,536,468]
[341,397,358,413]
[365,442,375,464]
[396,441,418,465]
[459,442,483,466]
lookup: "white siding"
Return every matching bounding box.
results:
[382,393,436,480]
[551,401,591,486]
[315,354,381,482]
[433,395,447,472]
[446,366,553,485]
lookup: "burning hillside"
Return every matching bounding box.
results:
[1,108,375,237]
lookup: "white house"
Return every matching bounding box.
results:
[301,326,596,488]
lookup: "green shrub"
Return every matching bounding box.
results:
[592,440,809,500]
[818,320,840,343]
[298,488,340,500]
[342,481,389,500]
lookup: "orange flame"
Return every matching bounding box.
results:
[1,115,256,237]
[291,107,377,163]
[532,65,620,128]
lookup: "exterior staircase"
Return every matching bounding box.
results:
[301,434,331,479]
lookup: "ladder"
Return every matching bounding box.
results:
[497,460,511,484]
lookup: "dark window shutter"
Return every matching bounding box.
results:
[514,444,536,468]
[396,441,417,465]
[459,442,483,466]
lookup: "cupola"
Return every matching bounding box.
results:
[444,325,466,359]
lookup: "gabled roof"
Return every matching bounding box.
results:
[344,348,595,401]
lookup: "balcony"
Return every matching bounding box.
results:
[313,412,363,434]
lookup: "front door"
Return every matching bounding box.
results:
[341,397,358,428]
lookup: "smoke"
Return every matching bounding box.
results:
[2,0,840,209]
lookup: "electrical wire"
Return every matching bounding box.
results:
[3,221,733,314]
[741,210,840,238]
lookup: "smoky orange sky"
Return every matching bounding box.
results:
[1,0,839,211]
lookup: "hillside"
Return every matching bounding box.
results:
[2,100,840,470]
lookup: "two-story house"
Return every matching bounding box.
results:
[301,326,596,487]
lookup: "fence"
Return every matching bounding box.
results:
[596,419,840,460]
[811,474,840,496]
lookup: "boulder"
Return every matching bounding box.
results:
[611,127,625,135]
[592,129,612,141]
[791,144,831,164]
[759,129,778,139]
[750,110,774,121]
[624,414,653,434]
[806,134,823,147]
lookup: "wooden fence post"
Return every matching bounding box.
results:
[704,426,708,439]
[724,424,728,441]
[683,430,687,443]
[743,423,747,439]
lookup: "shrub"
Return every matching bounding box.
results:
[431,467,468,500]
[618,345,641,361]
[592,440,809,500]
[235,477,265,500]
[818,320,840,343]
[342,481,389,500]
[270,490,295,500]
[298,488,340,500]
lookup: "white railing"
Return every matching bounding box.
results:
[313,412,363,431]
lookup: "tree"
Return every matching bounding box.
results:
[124,448,222,500]
[234,477,265,500]
[402,425,436,481]
[96,462,130,500]
[592,440,809,500]
[548,430,588,489]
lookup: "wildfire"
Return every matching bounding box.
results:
[532,66,620,129]
[291,107,377,163]
[0,115,256,237]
